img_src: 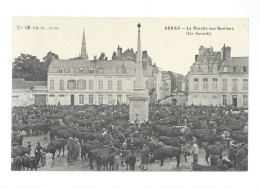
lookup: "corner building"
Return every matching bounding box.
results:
[187,45,248,107]
[47,30,163,105]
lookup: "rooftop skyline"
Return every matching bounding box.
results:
[13,18,248,75]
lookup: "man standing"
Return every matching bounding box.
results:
[34,142,43,167]
[114,152,121,171]
[192,141,199,165]
[27,142,31,155]
[67,137,73,162]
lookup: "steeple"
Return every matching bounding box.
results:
[81,29,88,60]
[134,23,144,89]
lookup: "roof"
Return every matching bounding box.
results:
[49,59,137,69]
[222,57,248,67]
[12,78,30,90]
[26,81,47,89]
[196,49,221,65]
[117,49,136,60]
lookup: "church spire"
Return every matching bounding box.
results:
[81,29,88,60]
[134,23,144,89]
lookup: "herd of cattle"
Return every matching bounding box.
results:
[11,104,248,171]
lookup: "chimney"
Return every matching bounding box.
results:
[117,45,122,56]
[195,55,198,61]
[142,51,148,59]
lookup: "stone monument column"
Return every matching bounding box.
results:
[128,23,150,124]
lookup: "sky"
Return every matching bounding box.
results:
[13,17,248,75]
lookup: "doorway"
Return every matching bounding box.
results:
[71,95,74,106]
[232,95,237,107]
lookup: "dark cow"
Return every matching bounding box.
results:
[12,146,31,157]
[45,138,67,160]
[89,147,117,171]
[76,132,96,142]
[22,156,37,171]
[204,143,225,164]
[125,151,136,171]
[158,136,182,147]
[12,133,24,146]
[12,155,23,171]
[150,146,181,167]
[50,126,76,140]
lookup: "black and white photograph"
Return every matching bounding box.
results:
[11,17,248,172]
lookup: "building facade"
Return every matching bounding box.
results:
[46,30,166,105]
[187,45,248,107]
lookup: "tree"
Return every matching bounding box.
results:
[43,51,59,66]
[98,52,105,60]
[12,54,44,81]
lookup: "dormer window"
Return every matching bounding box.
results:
[127,57,131,61]
[80,68,84,74]
[98,68,104,74]
[213,66,217,73]
[203,66,208,73]
[223,67,228,72]
[70,68,74,74]
[89,68,94,74]
[59,68,63,73]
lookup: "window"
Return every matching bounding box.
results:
[117,68,122,74]
[108,94,113,104]
[203,66,208,73]
[50,80,54,90]
[233,67,236,72]
[194,78,199,90]
[79,94,84,104]
[49,94,55,97]
[80,68,84,74]
[203,78,208,90]
[89,68,94,74]
[145,80,149,89]
[127,57,131,61]
[59,69,63,73]
[222,79,227,91]
[194,66,199,73]
[98,94,103,104]
[67,80,76,90]
[243,95,248,107]
[89,94,94,105]
[98,68,104,74]
[232,79,238,91]
[117,80,122,90]
[193,94,198,98]
[213,95,217,99]
[213,78,218,90]
[243,67,247,73]
[59,94,64,97]
[60,80,64,90]
[243,79,248,90]
[203,95,207,99]
[223,67,228,72]
[70,68,74,74]
[89,80,93,90]
[108,80,112,90]
[98,80,103,90]
[117,94,122,104]
[213,66,217,73]
[222,95,227,106]
[77,80,86,90]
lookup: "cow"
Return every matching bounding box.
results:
[125,150,136,171]
[12,146,31,157]
[150,146,181,167]
[45,138,67,160]
[204,143,225,164]
[12,133,24,146]
[158,136,182,147]
[22,156,37,171]
[12,155,23,171]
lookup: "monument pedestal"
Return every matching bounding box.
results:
[128,89,150,124]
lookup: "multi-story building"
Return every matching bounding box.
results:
[46,30,166,105]
[187,45,248,107]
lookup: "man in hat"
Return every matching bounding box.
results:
[191,140,199,165]
[34,142,43,166]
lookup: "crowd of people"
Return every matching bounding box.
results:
[11,103,248,171]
